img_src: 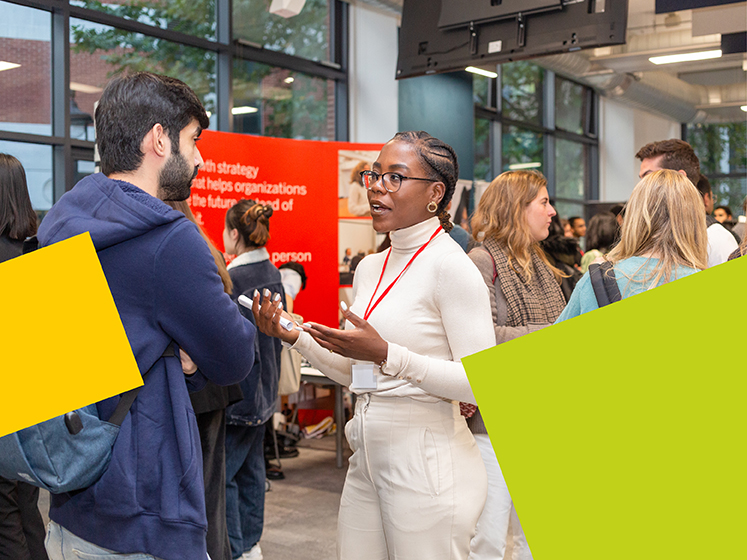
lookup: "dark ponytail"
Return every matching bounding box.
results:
[392,131,458,233]
[225,199,273,248]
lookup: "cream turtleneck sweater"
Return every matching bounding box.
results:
[293,217,495,404]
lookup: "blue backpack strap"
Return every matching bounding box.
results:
[588,261,621,308]
[65,343,176,433]
[104,342,176,428]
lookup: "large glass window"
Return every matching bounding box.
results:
[555,76,585,135]
[0,0,347,203]
[0,140,53,212]
[554,201,584,224]
[234,0,330,62]
[0,2,52,136]
[233,60,332,140]
[70,18,218,138]
[473,74,489,107]
[502,126,543,173]
[501,61,543,125]
[555,139,586,200]
[71,0,216,40]
[474,117,491,182]
[475,62,598,222]
[688,122,747,215]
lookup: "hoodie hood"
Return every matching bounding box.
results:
[38,173,184,250]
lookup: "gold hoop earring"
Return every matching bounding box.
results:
[427,201,438,213]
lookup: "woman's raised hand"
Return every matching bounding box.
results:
[251,289,300,345]
[303,302,388,364]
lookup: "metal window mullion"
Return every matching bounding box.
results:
[554,128,598,145]
[543,69,555,196]
[588,143,599,201]
[495,64,502,113]
[68,4,219,52]
[543,69,554,131]
[51,3,72,199]
[544,134,555,197]
[6,0,57,11]
[216,0,232,132]
[332,0,348,141]
[233,42,346,82]
[491,120,502,177]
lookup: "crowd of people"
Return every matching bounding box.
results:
[0,71,744,560]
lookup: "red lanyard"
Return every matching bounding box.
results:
[363,226,442,321]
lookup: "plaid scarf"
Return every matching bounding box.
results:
[460,239,566,419]
[483,237,566,327]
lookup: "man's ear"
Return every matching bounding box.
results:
[143,124,169,158]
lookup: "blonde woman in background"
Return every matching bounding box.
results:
[347,160,371,216]
[556,169,707,321]
[467,170,565,560]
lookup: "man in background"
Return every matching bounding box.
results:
[636,138,737,267]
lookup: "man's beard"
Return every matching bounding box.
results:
[158,151,199,201]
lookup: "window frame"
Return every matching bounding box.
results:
[474,65,599,220]
[0,0,349,203]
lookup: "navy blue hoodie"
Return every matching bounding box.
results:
[37,173,256,560]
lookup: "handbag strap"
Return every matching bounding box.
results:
[588,261,621,308]
[107,342,176,426]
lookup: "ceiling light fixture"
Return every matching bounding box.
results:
[70,82,103,94]
[466,66,498,79]
[649,50,722,65]
[232,106,258,115]
[269,0,306,18]
[0,61,21,72]
[508,162,542,170]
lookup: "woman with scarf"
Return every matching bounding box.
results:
[467,170,566,560]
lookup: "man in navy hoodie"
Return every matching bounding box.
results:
[37,73,256,560]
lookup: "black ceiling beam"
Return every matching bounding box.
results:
[655,0,744,13]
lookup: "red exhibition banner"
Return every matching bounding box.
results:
[191,130,383,328]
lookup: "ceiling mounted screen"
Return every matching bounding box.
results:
[397,0,629,80]
[438,0,563,30]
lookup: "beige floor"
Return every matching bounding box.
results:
[39,435,349,560]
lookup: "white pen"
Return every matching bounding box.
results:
[238,294,294,332]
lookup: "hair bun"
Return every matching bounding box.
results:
[262,205,273,219]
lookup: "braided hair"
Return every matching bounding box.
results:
[225,199,274,247]
[392,131,459,233]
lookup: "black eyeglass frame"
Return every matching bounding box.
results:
[360,170,436,193]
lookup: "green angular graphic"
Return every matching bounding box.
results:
[463,256,745,559]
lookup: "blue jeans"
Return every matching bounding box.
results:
[44,521,165,559]
[225,424,266,560]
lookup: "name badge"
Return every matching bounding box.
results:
[350,363,377,391]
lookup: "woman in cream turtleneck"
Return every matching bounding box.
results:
[253,132,495,560]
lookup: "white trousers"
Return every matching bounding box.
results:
[468,434,533,560]
[338,394,487,560]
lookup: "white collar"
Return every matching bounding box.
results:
[227,247,270,269]
[389,217,443,252]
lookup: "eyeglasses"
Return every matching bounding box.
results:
[360,170,435,193]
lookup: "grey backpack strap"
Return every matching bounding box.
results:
[106,342,177,427]
[588,262,621,308]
